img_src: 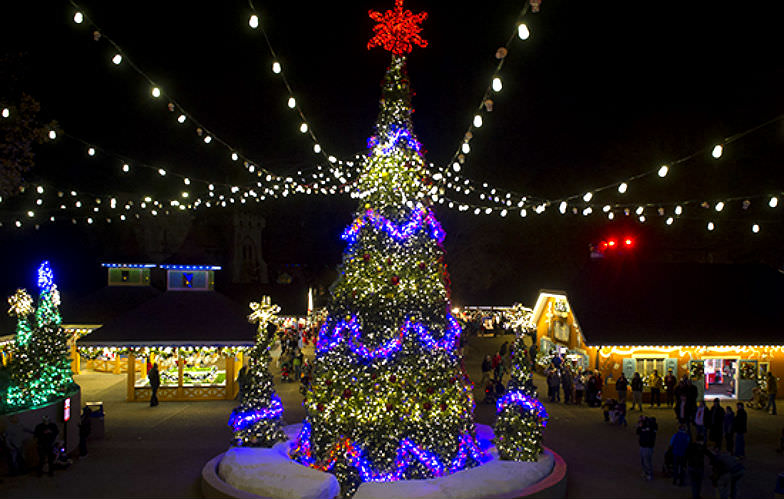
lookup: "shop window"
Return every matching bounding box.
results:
[636,358,665,377]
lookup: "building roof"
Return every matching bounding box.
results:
[60,286,162,325]
[78,290,257,346]
[566,261,784,346]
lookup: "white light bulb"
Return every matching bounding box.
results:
[112,54,122,65]
[27,210,34,218]
[203,135,212,144]
[249,14,259,29]
[658,165,669,177]
[520,209,527,217]
[666,217,674,225]
[313,144,321,154]
[608,212,615,220]
[183,178,191,185]
[517,23,530,40]
[122,163,130,172]
[287,97,296,109]
[559,201,567,214]
[584,207,593,216]
[583,192,593,202]
[74,11,84,24]
[712,144,723,159]
[485,208,492,215]
[715,201,724,212]
[636,206,644,215]
[230,152,239,162]
[706,221,715,231]
[752,224,760,233]
[452,162,461,172]
[208,184,214,191]
[151,87,161,98]
[15,220,21,228]
[769,196,779,208]
[618,182,628,194]
[492,77,502,92]
[177,114,186,123]
[300,123,308,133]
[461,143,470,154]
[36,186,44,194]
[87,218,93,224]
[639,215,646,223]
[182,192,189,198]
[158,168,166,176]
[473,115,483,128]
[1,108,9,118]
[272,61,281,74]
[675,205,683,215]
[48,130,57,140]
[87,147,95,156]
[603,205,611,212]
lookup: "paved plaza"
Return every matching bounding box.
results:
[1,336,782,498]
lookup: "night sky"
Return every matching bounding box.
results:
[1,1,783,305]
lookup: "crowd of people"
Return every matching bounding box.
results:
[542,351,604,408]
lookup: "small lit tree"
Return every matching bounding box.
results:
[493,306,547,461]
[6,261,73,409]
[228,296,286,447]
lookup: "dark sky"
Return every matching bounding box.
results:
[0,1,783,303]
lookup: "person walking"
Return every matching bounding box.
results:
[669,424,690,486]
[708,398,725,451]
[664,369,677,407]
[33,416,58,476]
[636,415,658,481]
[616,372,629,404]
[649,369,663,408]
[631,372,644,411]
[686,437,707,499]
[149,362,161,407]
[723,406,735,456]
[733,403,747,458]
[766,371,778,415]
[78,406,92,458]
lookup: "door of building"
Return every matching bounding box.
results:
[738,359,758,400]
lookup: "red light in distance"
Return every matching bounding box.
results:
[624,238,633,247]
[607,240,617,248]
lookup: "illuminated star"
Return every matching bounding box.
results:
[248,296,281,326]
[8,289,34,317]
[507,303,534,331]
[368,0,428,56]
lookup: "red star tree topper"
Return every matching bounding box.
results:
[367,0,428,56]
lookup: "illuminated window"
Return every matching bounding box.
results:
[636,358,665,378]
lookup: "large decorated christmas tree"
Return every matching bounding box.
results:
[292,1,486,494]
[5,261,73,409]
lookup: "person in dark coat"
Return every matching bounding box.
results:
[78,406,92,458]
[561,367,573,404]
[615,373,629,404]
[732,403,747,458]
[708,398,725,451]
[664,369,677,407]
[33,416,58,476]
[686,379,699,423]
[723,406,735,456]
[149,362,161,407]
[586,372,598,407]
[631,372,644,411]
[686,437,707,499]
[547,369,561,402]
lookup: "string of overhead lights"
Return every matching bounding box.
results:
[244,0,336,165]
[66,0,337,187]
[437,1,538,178]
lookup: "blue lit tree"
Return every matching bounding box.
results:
[6,261,73,409]
[291,2,485,495]
[228,297,286,447]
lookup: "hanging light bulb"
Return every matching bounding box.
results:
[712,144,723,159]
[638,215,646,223]
[122,163,130,173]
[177,114,186,123]
[87,147,96,156]
[707,221,715,231]
[500,209,507,217]
[608,212,615,220]
[287,97,296,109]
[48,130,57,140]
[73,11,84,24]
[452,162,461,172]
[272,61,281,74]
[583,192,593,202]
[249,14,259,29]
[618,182,628,194]
[158,168,166,176]
[313,144,321,154]
[517,23,530,40]
[752,224,760,233]
[203,135,212,144]
[1,108,8,118]
[300,123,309,133]
[635,206,644,215]
[583,207,593,216]
[231,152,239,161]
[666,217,674,225]
[559,201,567,214]
[183,178,191,185]
[602,205,611,212]
[658,165,669,177]
[461,143,471,154]
[520,209,527,217]
[151,87,161,98]
[492,77,502,92]
[473,115,483,128]
[36,186,44,194]
[112,54,122,65]
[674,205,683,215]
[715,201,724,212]
[769,196,779,208]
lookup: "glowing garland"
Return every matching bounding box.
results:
[292,421,488,482]
[496,390,549,427]
[341,207,445,246]
[316,314,460,359]
[228,393,284,431]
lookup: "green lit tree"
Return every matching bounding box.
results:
[6,261,73,409]
[493,306,547,461]
[228,296,286,447]
[291,2,484,495]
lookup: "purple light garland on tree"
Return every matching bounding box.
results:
[496,391,549,427]
[228,394,284,432]
[341,207,446,246]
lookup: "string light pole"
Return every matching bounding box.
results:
[228,296,286,447]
